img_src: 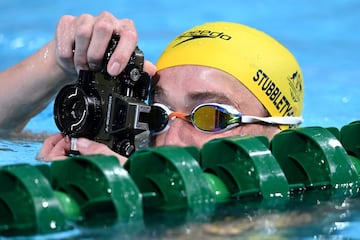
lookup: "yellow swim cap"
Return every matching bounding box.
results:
[156,22,304,130]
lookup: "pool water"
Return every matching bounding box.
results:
[1,0,360,239]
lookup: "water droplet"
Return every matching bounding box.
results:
[50,220,57,229]
[42,201,49,208]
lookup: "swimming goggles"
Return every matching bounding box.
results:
[148,103,303,134]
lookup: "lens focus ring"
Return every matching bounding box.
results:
[54,85,102,137]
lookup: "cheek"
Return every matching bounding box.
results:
[195,131,239,148]
[231,124,277,139]
[195,134,218,148]
[154,130,223,148]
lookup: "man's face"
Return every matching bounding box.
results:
[153,65,279,148]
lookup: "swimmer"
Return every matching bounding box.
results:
[25,13,304,164]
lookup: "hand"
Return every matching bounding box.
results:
[55,11,156,78]
[37,133,127,165]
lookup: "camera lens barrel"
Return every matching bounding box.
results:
[54,78,102,138]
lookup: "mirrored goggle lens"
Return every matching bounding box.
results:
[148,105,169,132]
[192,105,235,132]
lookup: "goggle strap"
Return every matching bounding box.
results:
[169,112,190,121]
[241,115,303,125]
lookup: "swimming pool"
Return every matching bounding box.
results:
[1,0,359,239]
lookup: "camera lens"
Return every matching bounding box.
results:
[54,85,102,137]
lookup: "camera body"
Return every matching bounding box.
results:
[54,35,151,157]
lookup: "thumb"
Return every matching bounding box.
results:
[76,138,128,165]
[144,60,156,76]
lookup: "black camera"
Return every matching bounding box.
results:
[54,34,151,157]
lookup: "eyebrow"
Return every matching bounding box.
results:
[187,91,233,105]
[153,85,234,107]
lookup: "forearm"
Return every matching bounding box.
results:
[0,40,75,133]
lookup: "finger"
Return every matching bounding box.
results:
[87,11,117,70]
[45,137,71,161]
[73,14,95,73]
[55,15,77,75]
[36,133,67,161]
[144,60,157,76]
[76,138,128,165]
[107,18,138,76]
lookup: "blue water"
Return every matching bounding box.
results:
[0,0,360,239]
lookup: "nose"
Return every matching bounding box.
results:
[155,118,194,147]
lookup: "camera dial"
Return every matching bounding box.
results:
[54,71,102,138]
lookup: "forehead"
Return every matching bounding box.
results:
[154,65,263,113]
[157,65,236,88]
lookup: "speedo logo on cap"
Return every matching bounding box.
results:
[173,29,232,47]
